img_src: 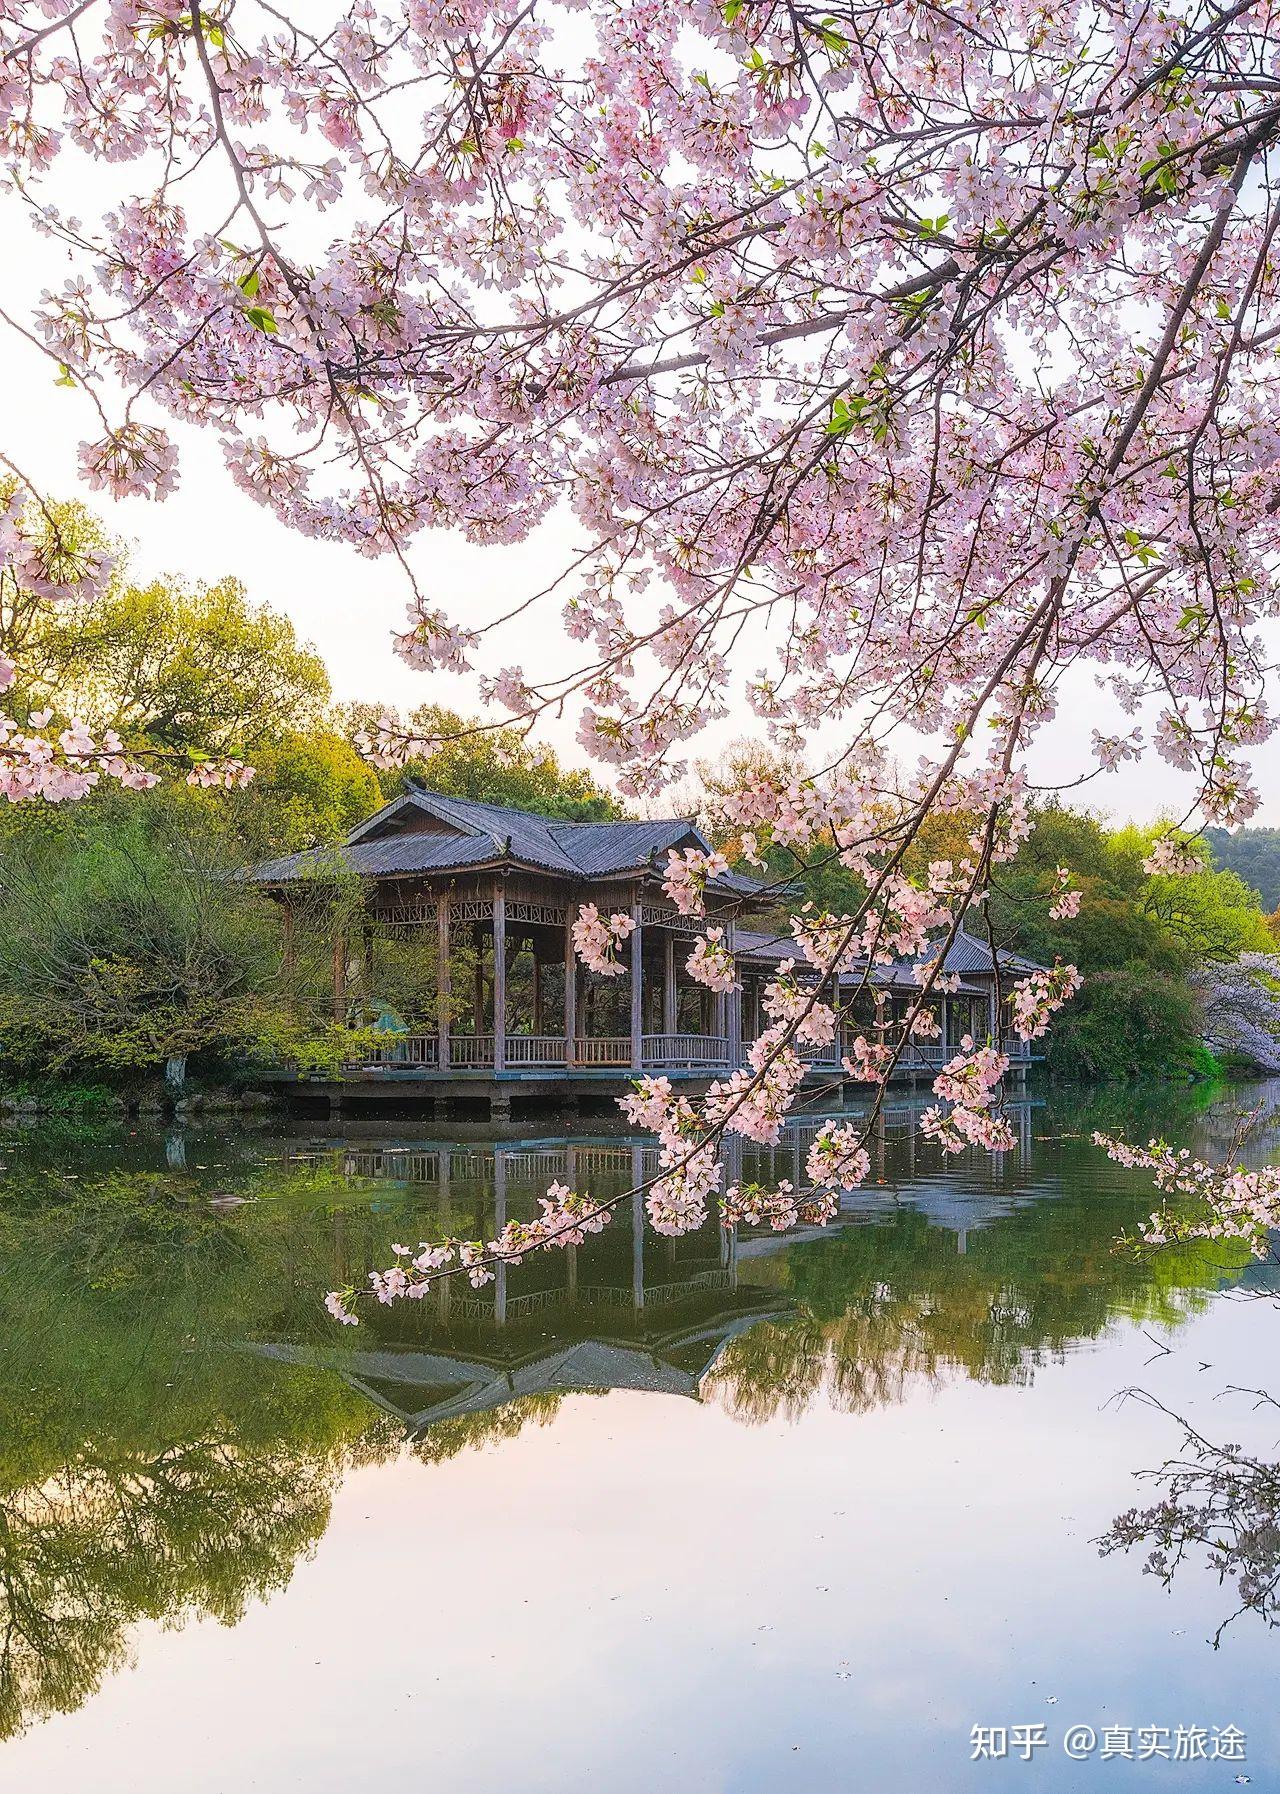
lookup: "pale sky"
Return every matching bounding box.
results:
[1,202,1275,826]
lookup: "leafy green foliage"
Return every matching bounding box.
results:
[347,701,622,821]
[1043,967,1206,1081]
[1203,825,1280,911]
[989,809,1271,1079]
[13,571,330,759]
[0,807,281,1072]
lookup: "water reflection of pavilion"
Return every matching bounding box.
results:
[281,1094,1042,1282]
[252,1307,782,1434]
[250,1102,1048,1438]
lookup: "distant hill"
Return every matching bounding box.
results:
[1203,827,1280,912]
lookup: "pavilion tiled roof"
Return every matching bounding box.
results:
[732,923,1040,990]
[246,786,764,894]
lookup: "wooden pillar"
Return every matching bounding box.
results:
[331,929,346,1024]
[940,994,950,1053]
[630,897,643,1073]
[564,911,578,1064]
[493,883,507,1070]
[436,891,451,1071]
[532,946,543,1036]
[988,983,998,1047]
[662,931,677,1036]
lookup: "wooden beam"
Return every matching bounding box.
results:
[662,930,677,1034]
[726,916,742,1062]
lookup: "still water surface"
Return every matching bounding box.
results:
[1,1084,1279,1791]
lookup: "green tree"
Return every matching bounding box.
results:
[14,571,330,760]
[347,702,622,820]
[173,729,383,859]
[0,806,281,1074]
[1203,826,1280,911]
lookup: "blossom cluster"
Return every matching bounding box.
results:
[662,847,729,917]
[921,1038,1016,1155]
[1009,965,1084,1041]
[1095,1132,1280,1259]
[721,1180,839,1233]
[325,1183,614,1322]
[571,902,635,976]
[686,927,737,993]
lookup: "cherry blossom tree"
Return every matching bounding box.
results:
[1,0,1278,1308]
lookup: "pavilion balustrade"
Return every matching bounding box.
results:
[326,885,781,1078]
[642,1032,731,1068]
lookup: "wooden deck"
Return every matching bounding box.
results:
[260,1033,1036,1117]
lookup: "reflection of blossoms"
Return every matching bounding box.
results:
[1099,1393,1280,1646]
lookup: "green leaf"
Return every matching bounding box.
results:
[54,363,75,388]
[723,0,744,21]
[237,268,260,299]
[244,305,278,335]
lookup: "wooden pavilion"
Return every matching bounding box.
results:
[246,786,1038,1116]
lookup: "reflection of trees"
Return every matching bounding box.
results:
[1,1432,331,1738]
[410,1392,570,1465]
[0,1099,1270,1729]
[707,1306,939,1424]
[0,1168,406,1741]
[709,1139,1235,1426]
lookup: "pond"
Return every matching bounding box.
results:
[0,1083,1278,1791]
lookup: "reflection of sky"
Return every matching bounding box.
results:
[3,1293,1277,1793]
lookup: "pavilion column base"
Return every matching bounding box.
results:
[489,1089,512,1124]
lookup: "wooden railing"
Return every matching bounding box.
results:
[504,1034,569,1065]
[573,1035,632,1066]
[352,1028,1033,1078]
[361,1032,438,1068]
[642,1032,731,1067]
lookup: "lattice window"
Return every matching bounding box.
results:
[369,898,438,928]
[640,902,703,934]
[506,901,571,925]
[453,898,495,922]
